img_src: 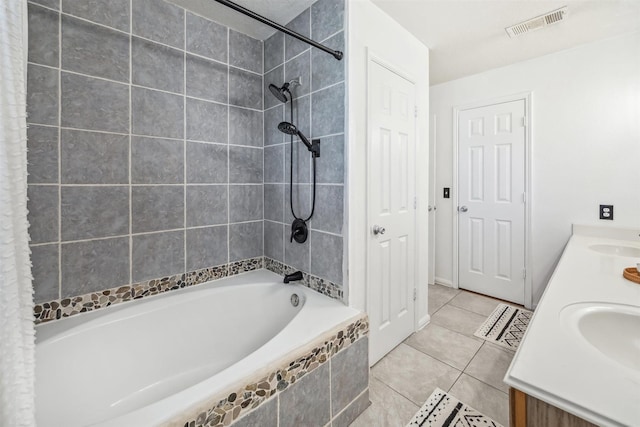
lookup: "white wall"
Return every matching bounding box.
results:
[347,0,430,327]
[431,32,640,304]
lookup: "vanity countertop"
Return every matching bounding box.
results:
[504,225,640,427]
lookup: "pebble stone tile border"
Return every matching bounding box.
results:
[171,314,369,427]
[35,257,343,324]
[264,257,343,300]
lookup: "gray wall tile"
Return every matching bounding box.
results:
[285,184,311,225]
[132,0,183,49]
[62,0,130,32]
[264,184,283,222]
[229,185,263,222]
[280,362,330,427]
[27,185,58,244]
[234,395,277,427]
[132,230,184,282]
[132,86,183,138]
[27,125,58,184]
[311,185,343,234]
[186,226,227,271]
[285,9,310,61]
[28,4,59,67]
[186,185,227,227]
[229,221,262,261]
[61,237,129,297]
[62,72,129,133]
[31,244,59,303]
[186,12,227,62]
[62,15,129,82]
[285,138,311,184]
[132,186,184,233]
[186,54,227,103]
[229,146,263,184]
[132,37,184,93]
[285,50,310,98]
[310,231,342,286]
[311,83,344,137]
[312,31,344,91]
[312,0,345,42]
[285,232,309,272]
[229,107,262,147]
[264,105,284,146]
[229,30,262,74]
[287,94,310,141]
[186,98,227,143]
[229,67,262,110]
[30,0,59,10]
[331,337,369,415]
[332,389,370,427]
[61,186,129,240]
[186,142,227,183]
[27,64,58,126]
[316,134,344,184]
[131,136,183,184]
[264,220,283,262]
[61,129,128,184]
[264,31,284,73]
[264,144,284,183]
[263,65,284,110]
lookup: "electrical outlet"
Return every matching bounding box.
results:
[599,204,613,220]
[443,188,450,199]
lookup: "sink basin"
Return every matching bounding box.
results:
[588,244,640,257]
[561,303,640,373]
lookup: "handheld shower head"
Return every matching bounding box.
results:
[269,83,290,103]
[277,121,298,135]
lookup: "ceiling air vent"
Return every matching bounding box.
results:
[505,7,568,38]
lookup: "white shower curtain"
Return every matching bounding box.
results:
[0,0,37,425]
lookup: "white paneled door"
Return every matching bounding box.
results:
[367,60,416,365]
[458,100,526,304]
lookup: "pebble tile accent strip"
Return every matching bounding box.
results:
[264,257,343,300]
[172,314,369,427]
[34,257,263,324]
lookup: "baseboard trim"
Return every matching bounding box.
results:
[434,276,453,287]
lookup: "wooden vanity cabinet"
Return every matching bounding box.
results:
[509,388,598,427]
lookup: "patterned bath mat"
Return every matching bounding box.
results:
[407,388,503,427]
[474,303,533,351]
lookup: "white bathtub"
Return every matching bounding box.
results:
[36,269,361,427]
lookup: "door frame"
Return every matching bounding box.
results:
[365,50,420,332]
[451,92,533,309]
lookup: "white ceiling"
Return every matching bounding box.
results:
[370,0,640,85]
[170,0,640,85]
[168,0,315,40]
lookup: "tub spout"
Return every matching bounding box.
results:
[283,271,303,284]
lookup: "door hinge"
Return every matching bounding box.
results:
[413,288,417,301]
[521,116,527,127]
[414,106,418,118]
[522,192,526,203]
[522,269,527,279]
[414,196,417,209]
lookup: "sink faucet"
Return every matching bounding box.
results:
[283,271,303,284]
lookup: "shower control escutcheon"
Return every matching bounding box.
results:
[372,225,386,235]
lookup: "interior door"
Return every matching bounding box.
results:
[367,60,416,365]
[458,100,526,304]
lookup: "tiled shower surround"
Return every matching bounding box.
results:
[26,0,348,315]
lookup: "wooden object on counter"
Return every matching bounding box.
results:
[509,388,598,427]
[622,267,640,284]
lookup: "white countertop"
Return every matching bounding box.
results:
[504,225,640,427]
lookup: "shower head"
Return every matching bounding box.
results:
[278,122,320,158]
[277,121,298,135]
[269,83,290,103]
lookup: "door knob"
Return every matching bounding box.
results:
[372,225,386,235]
[458,206,468,213]
[428,205,437,212]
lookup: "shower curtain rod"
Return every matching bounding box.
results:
[213,0,344,60]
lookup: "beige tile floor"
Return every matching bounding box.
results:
[351,284,516,427]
